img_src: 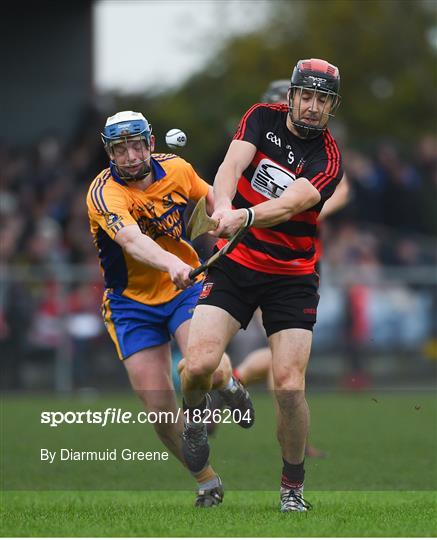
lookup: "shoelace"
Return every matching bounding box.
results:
[183,423,207,451]
[281,490,313,511]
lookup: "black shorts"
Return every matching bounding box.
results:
[197,256,320,337]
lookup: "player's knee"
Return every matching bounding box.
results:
[274,368,306,393]
[184,359,214,380]
[185,341,222,379]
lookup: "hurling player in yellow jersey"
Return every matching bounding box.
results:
[87,111,254,507]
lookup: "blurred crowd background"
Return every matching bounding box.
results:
[1,0,436,392]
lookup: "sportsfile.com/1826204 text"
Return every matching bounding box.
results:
[40,408,252,428]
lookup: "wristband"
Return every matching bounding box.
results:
[246,207,255,227]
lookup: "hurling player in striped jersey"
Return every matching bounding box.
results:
[230,79,350,458]
[181,59,344,512]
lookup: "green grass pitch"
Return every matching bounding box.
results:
[2,490,436,537]
[1,391,436,536]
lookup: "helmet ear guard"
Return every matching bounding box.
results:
[289,58,341,139]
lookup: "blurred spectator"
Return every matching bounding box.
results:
[415,135,437,236]
[65,282,105,389]
[343,149,385,224]
[375,140,422,233]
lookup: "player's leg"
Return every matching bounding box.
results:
[236,344,326,459]
[177,352,228,436]
[171,305,239,505]
[173,317,229,506]
[269,328,313,512]
[181,304,255,427]
[101,290,186,460]
[125,341,226,507]
[175,321,232,391]
[177,350,231,439]
[179,260,257,485]
[170,285,236,430]
[270,328,312,462]
[259,272,319,512]
[103,290,212,481]
[180,264,257,422]
[181,305,239,404]
[179,305,238,466]
[234,347,272,386]
[168,283,236,506]
[168,281,235,396]
[124,344,184,463]
[180,304,254,474]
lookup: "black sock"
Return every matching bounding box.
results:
[281,458,305,489]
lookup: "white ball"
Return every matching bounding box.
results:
[165,129,187,148]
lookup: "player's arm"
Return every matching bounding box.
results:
[205,185,215,216]
[115,225,193,289]
[213,140,257,213]
[318,173,350,221]
[212,177,320,236]
[248,178,321,228]
[212,140,257,234]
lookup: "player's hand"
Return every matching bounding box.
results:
[210,208,247,238]
[168,260,195,289]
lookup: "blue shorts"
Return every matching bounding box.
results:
[101,282,202,360]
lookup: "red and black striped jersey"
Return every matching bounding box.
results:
[217,103,343,276]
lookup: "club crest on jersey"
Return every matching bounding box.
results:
[199,282,213,299]
[104,212,122,228]
[296,158,306,176]
[162,193,174,209]
[266,132,281,147]
[251,159,295,199]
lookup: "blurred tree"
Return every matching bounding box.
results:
[113,0,436,176]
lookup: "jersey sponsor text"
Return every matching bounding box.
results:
[251,159,295,199]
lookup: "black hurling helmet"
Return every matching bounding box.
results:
[289,58,341,139]
[261,79,290,104]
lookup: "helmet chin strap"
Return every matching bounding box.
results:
[289,115,324,140]
[115,158,152,182]
[108,137,153,181]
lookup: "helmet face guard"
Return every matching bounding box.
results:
[289,59,341,139]
[101,111,152,181]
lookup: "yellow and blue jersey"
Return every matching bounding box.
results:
[86,154,209,306]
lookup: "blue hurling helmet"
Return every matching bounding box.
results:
[101,111,152,181]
